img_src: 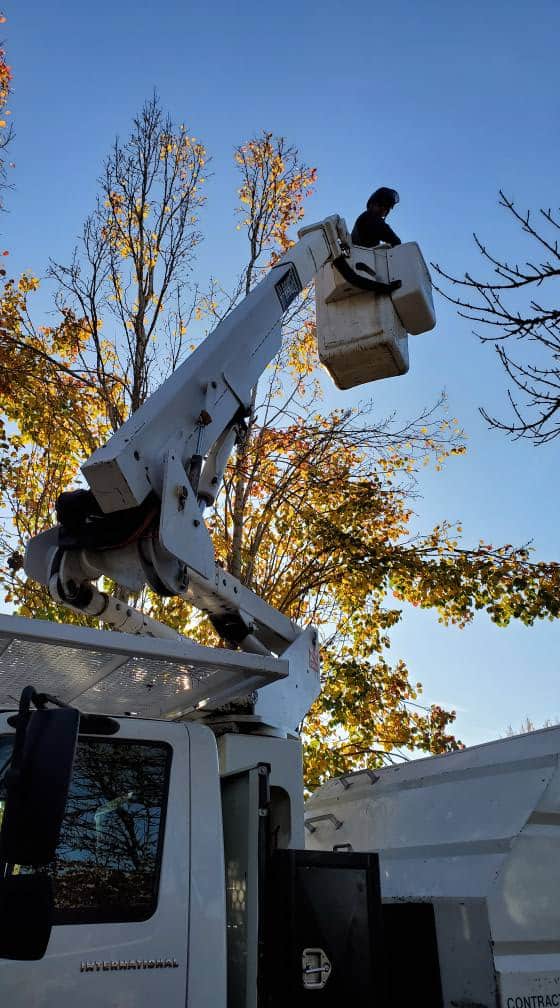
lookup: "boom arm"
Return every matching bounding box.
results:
[24,214,416,656]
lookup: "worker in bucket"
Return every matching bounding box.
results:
[351,186,401,248]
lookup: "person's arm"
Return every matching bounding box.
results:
[377,218,401,246]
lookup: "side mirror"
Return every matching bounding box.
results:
[0,874,54,960]
[0,689,79,865]
[0,688,79,960]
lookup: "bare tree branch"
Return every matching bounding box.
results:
[433,191,560,443]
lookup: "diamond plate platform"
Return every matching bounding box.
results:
[0,615,287,719]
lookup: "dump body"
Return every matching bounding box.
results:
[305,727,560,1007]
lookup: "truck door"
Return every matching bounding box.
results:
[0,715,190,1008]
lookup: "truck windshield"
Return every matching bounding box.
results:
[0,734,170,924]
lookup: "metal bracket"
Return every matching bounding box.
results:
[159,449,215,582]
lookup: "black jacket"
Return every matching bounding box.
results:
[351,210,401,248]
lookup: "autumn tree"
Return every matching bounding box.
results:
[2,117,560,788]
[0,275,110,611]
[0,94,206,611]
[433,191,560,444]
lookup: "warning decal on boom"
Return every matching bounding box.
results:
[275,265,301,311]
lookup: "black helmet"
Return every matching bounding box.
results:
[367,187,400,210]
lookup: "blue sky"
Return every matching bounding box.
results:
[5,0,560,745]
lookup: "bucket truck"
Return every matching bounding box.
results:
[1,210,525,1008]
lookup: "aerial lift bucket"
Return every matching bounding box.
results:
[315,241,436,389]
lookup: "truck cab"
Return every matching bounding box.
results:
[0,612,310,1008]
[0,713,227,1007]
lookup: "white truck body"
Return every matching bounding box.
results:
[1,212,524,1006]
[3,613,560,1007]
